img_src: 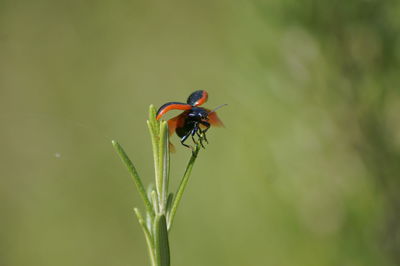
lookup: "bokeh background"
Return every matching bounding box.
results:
[1,0,400,265]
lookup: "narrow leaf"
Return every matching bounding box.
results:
[158,121,170,213]
[166,193,174,222]
[151,190,159,215]
[147,121,159,169]
[134,208,156,266]
[154,214,170,266]
[148,104,160,136]
[166,193,174,215]
[112,140,155,218]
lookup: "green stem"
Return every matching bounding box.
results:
[167,145,200,230]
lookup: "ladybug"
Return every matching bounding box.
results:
[156,90,226,150]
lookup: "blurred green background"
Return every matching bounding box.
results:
[1,0,400,265]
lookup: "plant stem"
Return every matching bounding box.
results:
[112,104,202,266]
[168,145,200,230]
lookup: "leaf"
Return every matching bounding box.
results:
[112,140,155,218]
[154,214,170,266]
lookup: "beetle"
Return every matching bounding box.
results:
[156,90,225,150]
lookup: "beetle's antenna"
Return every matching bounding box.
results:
[208,104,228,114]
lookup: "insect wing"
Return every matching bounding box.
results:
[156,102,192,120]
[206,109,224,127]
[186,90,208,106]
[167,111,188,136]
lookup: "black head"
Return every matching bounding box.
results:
[187,107,209,121]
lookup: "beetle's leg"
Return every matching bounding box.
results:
[195,128,203,139]
[200,121,210,133]
[199,121,210,143]
[180,131,194,150]
[197,129,207,144]
[197,129,206,148]
[189,125,207,149]
[191,126,198,145]
[195,128,207,148]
